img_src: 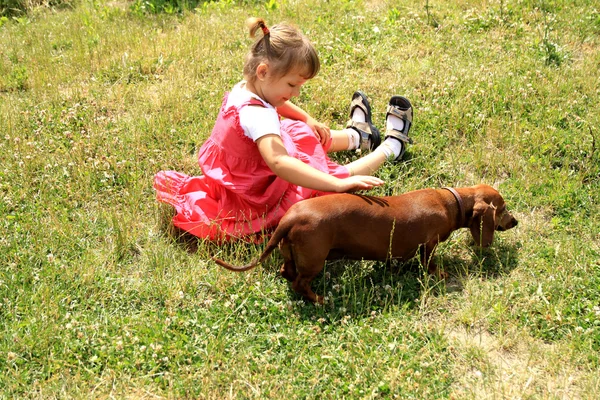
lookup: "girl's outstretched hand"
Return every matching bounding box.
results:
[336,175,385,193]
[306,117,331,146]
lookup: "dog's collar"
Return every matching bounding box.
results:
[442,187,465,228]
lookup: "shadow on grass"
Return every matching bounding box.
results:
[289,240,520,323]
[444,240,521,284]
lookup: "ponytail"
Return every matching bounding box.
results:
[247,17,270,38]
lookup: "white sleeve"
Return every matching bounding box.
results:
[239,106,281,141]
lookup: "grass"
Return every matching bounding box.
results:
[1,0,599,397]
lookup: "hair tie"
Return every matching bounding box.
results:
[260,23,270,36]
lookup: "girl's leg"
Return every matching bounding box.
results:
[328,129,354,153]
[329,128,403,175]
[345,137,404,175]
[345,150,387,176]
[326,127,388,174]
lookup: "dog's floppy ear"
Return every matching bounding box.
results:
[469,201,497,247]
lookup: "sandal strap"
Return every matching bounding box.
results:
[386,128,413,144]
[386,104,412,122]
[346,120,378,151]
[349,96,369,116]
[346,120,372,135]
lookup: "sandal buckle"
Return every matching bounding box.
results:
[359,131,371,151]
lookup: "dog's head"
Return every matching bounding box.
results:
[468,185,518,247]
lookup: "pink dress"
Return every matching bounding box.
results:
[153,91,350,241]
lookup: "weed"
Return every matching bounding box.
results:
[0,64,28,92]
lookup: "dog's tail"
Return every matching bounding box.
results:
[212,255,264,272]
[212,220,291,272]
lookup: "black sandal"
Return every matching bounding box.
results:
[385,96,413,160]
[345,91,381,151]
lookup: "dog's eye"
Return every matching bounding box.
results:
[497,207,508,219]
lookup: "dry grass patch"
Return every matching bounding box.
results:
[445,325,584,399]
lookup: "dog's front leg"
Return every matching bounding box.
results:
[420,242,447,279]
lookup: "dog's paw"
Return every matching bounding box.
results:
[428,266,448,280]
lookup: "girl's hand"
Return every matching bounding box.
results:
[306,117,331,146]
[257,135,385,193]
[335,175,384,193]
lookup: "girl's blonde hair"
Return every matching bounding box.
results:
[243,17,320,83]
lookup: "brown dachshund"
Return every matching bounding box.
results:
[213,184,518,303]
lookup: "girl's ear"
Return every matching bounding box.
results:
[256,63,269,80]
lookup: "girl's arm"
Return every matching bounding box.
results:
[256,135,383,193]
[277,101,330,146]
[276,100,310,121]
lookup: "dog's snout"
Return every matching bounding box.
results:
[497,213,518,231]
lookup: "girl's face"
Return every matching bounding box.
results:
[254,64,308,107]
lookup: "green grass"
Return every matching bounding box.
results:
[1,0,599,397]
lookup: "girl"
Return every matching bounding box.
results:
[154,17,413,241]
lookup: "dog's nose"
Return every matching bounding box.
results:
[508,216,518,228]
[497,216,518,231]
